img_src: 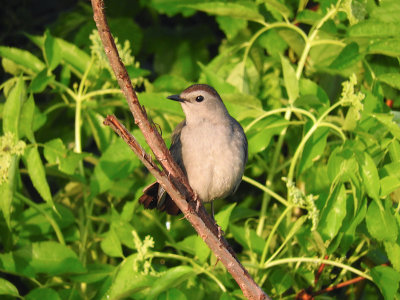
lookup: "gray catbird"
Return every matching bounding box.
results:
[139,84,248,216]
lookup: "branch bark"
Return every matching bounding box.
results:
[91,1,270,299]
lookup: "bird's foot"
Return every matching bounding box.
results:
[217,224,225,241]
[193,192,201,213]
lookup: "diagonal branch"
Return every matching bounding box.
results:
[91,1,269,299]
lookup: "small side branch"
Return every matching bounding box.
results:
[91,1,269,299]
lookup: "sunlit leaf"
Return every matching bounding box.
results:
[24,146,53,207]
[182,2,264,23]
[0,46,45,74]
[146,266,194,300]
[0,278,19,297]
[318,185,347,241]
[366,202,398,242]
[281,55,299,102]
[44,29,62,71]
[371,266,400,300]
[3,77,25,136]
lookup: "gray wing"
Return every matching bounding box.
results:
[156,120,187,210]
[230,116,248,193]
[169,120,187,175]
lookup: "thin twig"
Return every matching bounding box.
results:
[91,1,269,299]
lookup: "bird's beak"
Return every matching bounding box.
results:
[167,94,184,102]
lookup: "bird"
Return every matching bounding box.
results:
[139,84,248,217]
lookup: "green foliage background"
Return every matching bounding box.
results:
[1,0,400,299]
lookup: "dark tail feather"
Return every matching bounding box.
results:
[138,182,159,209]
[138,182,180,215]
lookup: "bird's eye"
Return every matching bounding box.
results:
[196,95,204,102]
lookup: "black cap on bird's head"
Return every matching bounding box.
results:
[166,84,227,123]
[166,84,222,103]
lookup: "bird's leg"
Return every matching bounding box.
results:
[211,202,225,241]
[195,192,201,213]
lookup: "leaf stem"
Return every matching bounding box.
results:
[15,192,65,245]
[245,107,317,132]
[262,257,372,281]
[151,252,227,292]
[259,205,293,268]
[243,176,289,207]
[295,5,340,79]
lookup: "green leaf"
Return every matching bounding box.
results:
[349,21,400,37]
[26,288,60,300]
[91,138,140,194]
[14,203,75,238]
[378,73,400,90]
[43,138,86,175]
[372,113,400,140]
[199,63,238,94]
[0,278,19,297]
[194,236,210,263]
[381,177,400,198]
[358,152,381,202]
[369,0,400,22]
[298,78,329,111]
[0,155,18,228]
[27,241,85,275]
[0,46,45,74]
[318,185,347,241]
[368,38,400,57]
[104,255,155,299]
[3,77,25,136]
[281,55,299,102]
[298,126,329,175]
[247,116,288,155]
[146,266,194,300]
[101,228,123,257]
[329,42,361,70]
[0,251,35,278]
[85,110,113,153]
[371,266,400,300]
[384,242,400,272]
[258,29,287,57]
[389,140,400,162]
[269,268,294,295]
[0,241,85,277]
[182,2,264,23]
[159,288,187,300]
[366,202,398,242]
[24,146,53,207]
[216,16,247,40]
[44,30,62,71]
[230,224,265,254]
[29,69,55,93]
[380,163,400,197]
[18,94,35,142]
[70,263,114,283]
[175,235,197,256]
[152,74,191,93]
[215,203,236,232]
[296,9,322,25]
[264,0,293,20]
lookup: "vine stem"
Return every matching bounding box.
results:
[295,4,340,78]
[244,107,316,132]
[262,257,372,281]
[151,252,227,292]
[287,99,349,184]
[259,205,292,268]
[16,192,65,245]
[243,176,289,207]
